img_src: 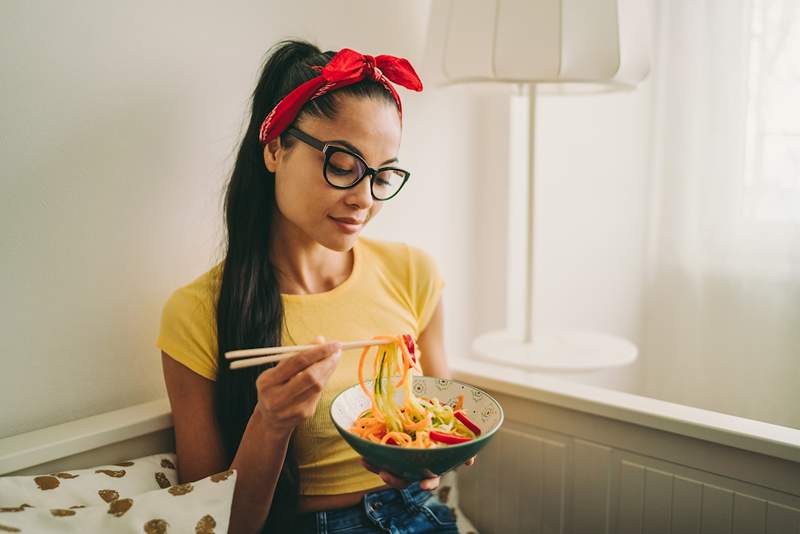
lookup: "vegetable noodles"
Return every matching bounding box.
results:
[349,335,482,448]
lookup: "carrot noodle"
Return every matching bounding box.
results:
[348,335,479,449]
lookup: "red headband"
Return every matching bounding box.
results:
[258,48,423,146]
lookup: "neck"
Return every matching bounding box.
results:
[270,217,353,295]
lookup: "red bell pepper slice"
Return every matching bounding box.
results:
[429,431,473,445]
[454,410,481,436]
[402,334,416,364]
[402,334,415,355]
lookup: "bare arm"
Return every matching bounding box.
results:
[161,353,227,482]
[161,353,288,534]
[228,405,292,534]
[161,340,341,534]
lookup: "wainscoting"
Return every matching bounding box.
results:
[457,389,800,534]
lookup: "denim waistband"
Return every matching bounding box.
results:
[297,481,435,533]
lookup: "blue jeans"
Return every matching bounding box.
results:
[296,482,460,533]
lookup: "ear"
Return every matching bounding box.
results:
[263,138,284,173]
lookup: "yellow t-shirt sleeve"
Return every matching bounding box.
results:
[406,245,445,335]
[155,287,218,381]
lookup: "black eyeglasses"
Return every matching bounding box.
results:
[286,127,410,201]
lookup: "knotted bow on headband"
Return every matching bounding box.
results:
[258,48,423,146]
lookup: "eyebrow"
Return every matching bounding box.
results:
[327,139,399,167]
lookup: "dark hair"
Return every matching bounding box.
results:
[214,39,396,532]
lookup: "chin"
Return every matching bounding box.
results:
[318,231,359,252]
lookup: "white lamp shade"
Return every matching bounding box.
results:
[425,0,650,91]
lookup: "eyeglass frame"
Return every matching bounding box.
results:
[285,127,411,201]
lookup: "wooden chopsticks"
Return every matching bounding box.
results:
[225,339,387,370]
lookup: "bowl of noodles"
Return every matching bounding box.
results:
[329,335,504,481]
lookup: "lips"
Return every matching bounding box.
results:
[329,216,364,234]
[330,216,364,225]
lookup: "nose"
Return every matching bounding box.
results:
[344,173,375,210]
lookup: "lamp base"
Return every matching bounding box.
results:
[472,330,638,372]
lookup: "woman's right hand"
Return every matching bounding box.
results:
[254,336,342,434]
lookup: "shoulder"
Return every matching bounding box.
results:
[159,262,221,343]
[163,262,222,315]
[157,263,222,381]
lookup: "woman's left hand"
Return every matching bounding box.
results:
[360,456,476,491]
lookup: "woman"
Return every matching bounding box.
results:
[157,40,471,533]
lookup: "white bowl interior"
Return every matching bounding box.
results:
[331,376,503,434]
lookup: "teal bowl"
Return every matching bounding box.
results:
[330,376,504,481]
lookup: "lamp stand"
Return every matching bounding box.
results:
[472,84,638,372]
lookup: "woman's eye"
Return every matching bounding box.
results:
[330,165,353,176]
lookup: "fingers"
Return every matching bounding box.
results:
[360,459,407,488]
[283,350,341,401]
[360,458,380,475]
[254,336,343,428]
[259,340,342,387]
[258,349,341,415]
[378,470,412,489]
[420,477,440,491]
[359,459,439,491]
[464,456,476,466]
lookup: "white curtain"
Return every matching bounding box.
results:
[643,0,800,428]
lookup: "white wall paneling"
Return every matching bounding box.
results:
[458,389,800,533]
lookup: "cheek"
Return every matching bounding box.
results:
[274,165,335,224]
[274,175,298,215]
[273,187,288,221]
[274,170,312,223]
[367,202,383,222]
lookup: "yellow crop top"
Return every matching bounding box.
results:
[155,237,444,495]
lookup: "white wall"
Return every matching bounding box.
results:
[1,1,482,436]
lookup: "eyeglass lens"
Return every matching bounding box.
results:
[325,150,406,200]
